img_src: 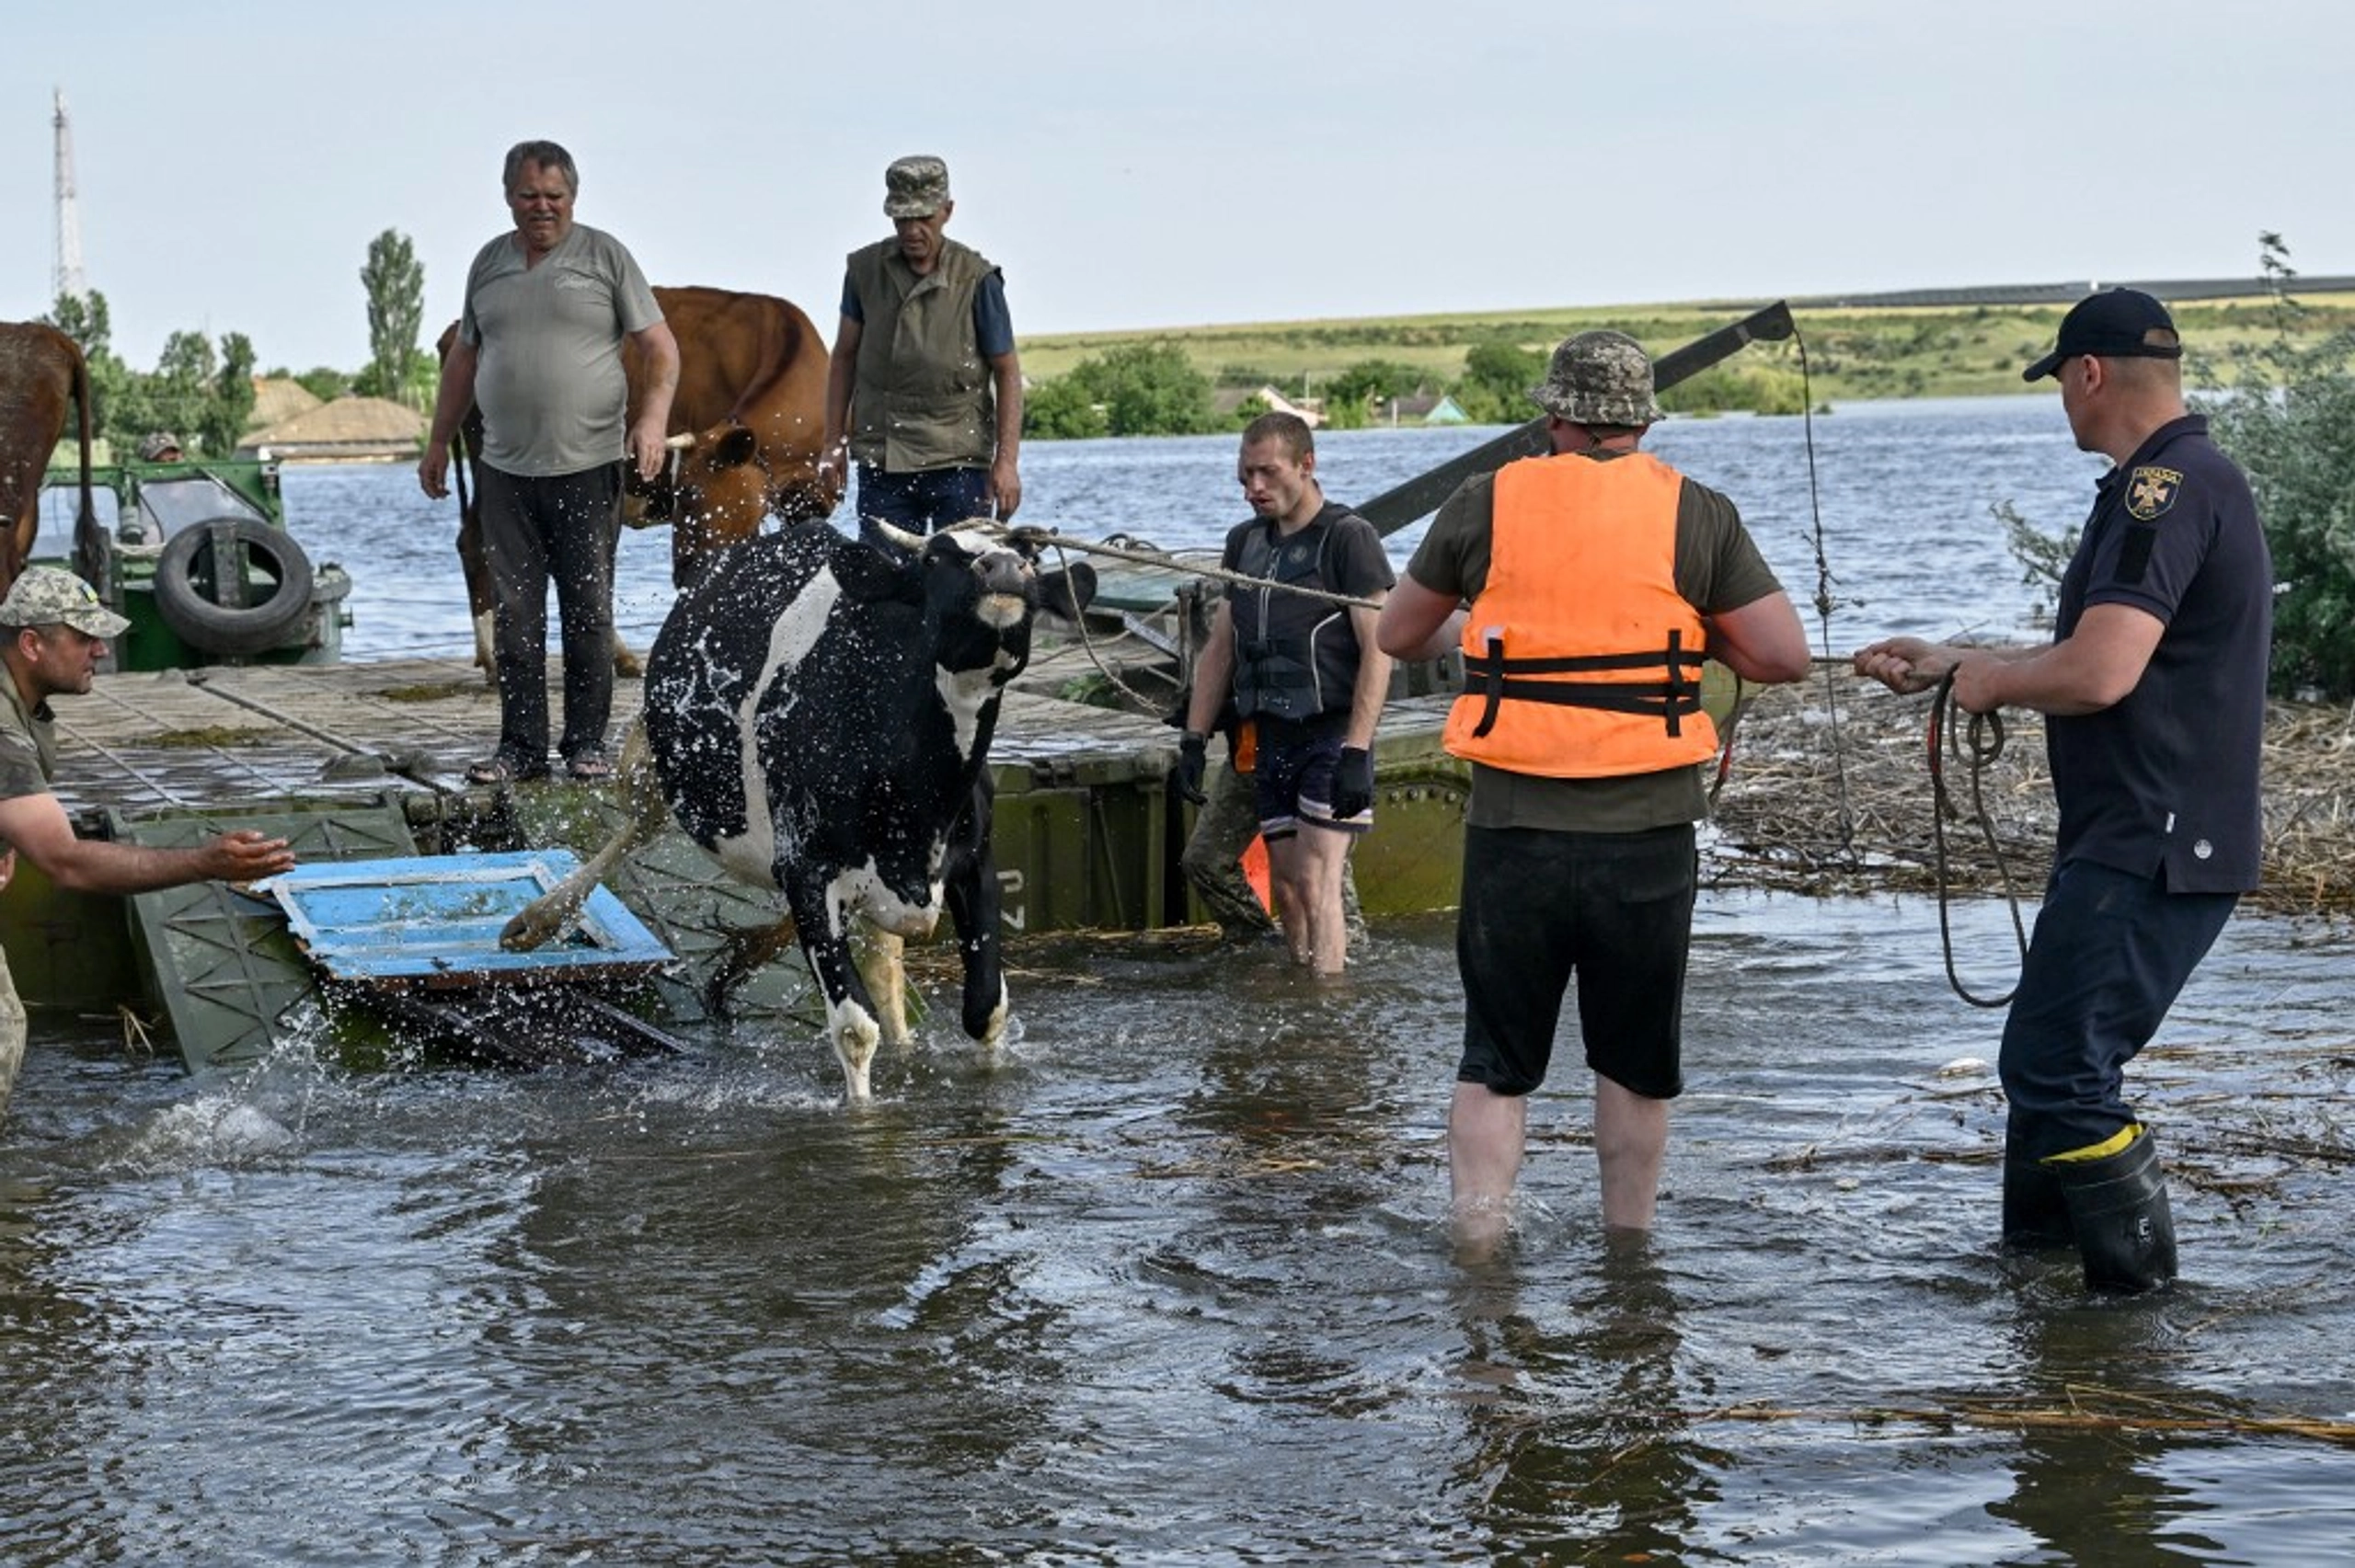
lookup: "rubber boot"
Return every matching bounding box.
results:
[2051,1128,2178,1294]
[2001,1143,2074,1251]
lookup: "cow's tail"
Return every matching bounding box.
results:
[452,423,474,521]
[69,342,104,594]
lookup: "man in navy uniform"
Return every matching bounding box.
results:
[1855,289,2271,1293]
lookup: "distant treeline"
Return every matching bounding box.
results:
[1016,285,2355,438]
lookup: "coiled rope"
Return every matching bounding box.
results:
[1925,670,2032,1007]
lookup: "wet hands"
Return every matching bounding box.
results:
[1853,638,2006,713]
[208,830,296,883]
[1853,636,1955,696]
[1329,747,1373,820]
[626,410,677,483]
[1172,732,1209,806]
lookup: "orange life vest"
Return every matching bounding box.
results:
[1443,451,1719,778]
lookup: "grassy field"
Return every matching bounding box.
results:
[1018,291,2355,407]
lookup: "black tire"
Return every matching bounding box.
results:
[152,517,316,657]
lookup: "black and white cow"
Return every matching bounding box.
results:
[502,519,1094,1100]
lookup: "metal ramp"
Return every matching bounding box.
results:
[112,795,421,1072]
[112,799,688,1071]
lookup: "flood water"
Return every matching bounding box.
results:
[7,399,2353,1564]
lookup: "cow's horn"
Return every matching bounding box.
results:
[661,432,697,450]
[870,519,928,553]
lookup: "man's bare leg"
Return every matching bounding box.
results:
[1290,826,1353,976]
[1449,1081,1527,1258]
[1593,1074,1670,1231]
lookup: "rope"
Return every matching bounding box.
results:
[1925,670,2032,1007]
[1030,532,1179,717]
[977,520,1382,722]
[1790,323,1856,853]
[1002,524,1381,611]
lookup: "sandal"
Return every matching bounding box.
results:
[565,751,615,782]
[466,752,547,785]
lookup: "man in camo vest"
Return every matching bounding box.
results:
[820,155,1024,547]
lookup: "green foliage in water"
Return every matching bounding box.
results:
[1022,341,1220,440]
[2200,235,2355,700]
[1449,340,1548,425]
[1997,235,2355,701]
[1657,363,1811,418]
[1316,359,1425,430]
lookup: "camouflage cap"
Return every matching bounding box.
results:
[0,567,131,637]
[1529,330,1664,427]
[883,155,952,219]
[137,430,182,461]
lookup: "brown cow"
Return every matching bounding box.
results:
[0,322,100,601]
[440,285,841,675]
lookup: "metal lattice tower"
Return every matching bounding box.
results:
[52,86,88,307]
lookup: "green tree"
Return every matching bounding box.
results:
[2200,233,2355,699]
[362,228,427,408]
[1449,340,1546,424]
[1320,358,1422,430]
[293,366,355,404]
[1657,363,1809,418]
[198,331,258,456]
[1053,342,1218,437]
[136,329,221,452]
[39,290,132,449]
[1021,375,1109,441]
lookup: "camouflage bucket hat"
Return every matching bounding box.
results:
[0,567,131,637]
[137,430,182,461]
[1529,330,1664,426]
[883,155,951,219]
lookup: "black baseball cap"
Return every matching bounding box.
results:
[2023,289,2183,381]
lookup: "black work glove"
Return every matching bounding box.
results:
[1329,746,1373,820]
[1172,731,1209,806]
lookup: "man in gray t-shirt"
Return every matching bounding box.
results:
[419,138,679,784]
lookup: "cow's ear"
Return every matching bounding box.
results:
[831,539,919,603]
[1040,562,1097,622]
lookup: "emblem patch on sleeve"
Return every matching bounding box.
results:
[2125,465,2183,521]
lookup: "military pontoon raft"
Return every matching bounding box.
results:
[0,647,1474,1075]
[6,302,1793,1077]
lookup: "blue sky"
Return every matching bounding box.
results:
[6,0,2349,372]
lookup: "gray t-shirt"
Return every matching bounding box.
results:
[458,222,662,477]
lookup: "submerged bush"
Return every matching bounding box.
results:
[2200,235,2355,700]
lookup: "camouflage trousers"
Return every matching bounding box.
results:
[1180,761,1365,943]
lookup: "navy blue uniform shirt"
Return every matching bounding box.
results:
[2049,414,2270,892]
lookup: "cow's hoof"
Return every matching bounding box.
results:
[833,1015,881,1104]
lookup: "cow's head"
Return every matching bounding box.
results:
[837,521,1096,682]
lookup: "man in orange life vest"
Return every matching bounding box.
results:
[1377,330,1809,1246]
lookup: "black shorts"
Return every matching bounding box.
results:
[1454,823,1696,1099]
[1251,715,1369,840]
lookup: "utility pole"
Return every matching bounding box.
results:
[53,87,89,308]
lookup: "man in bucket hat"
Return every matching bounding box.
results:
[820,155,1023,549]
[0,567,294,1121]
[1377,330,1809,1253]
[1855,289,2271,1294]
